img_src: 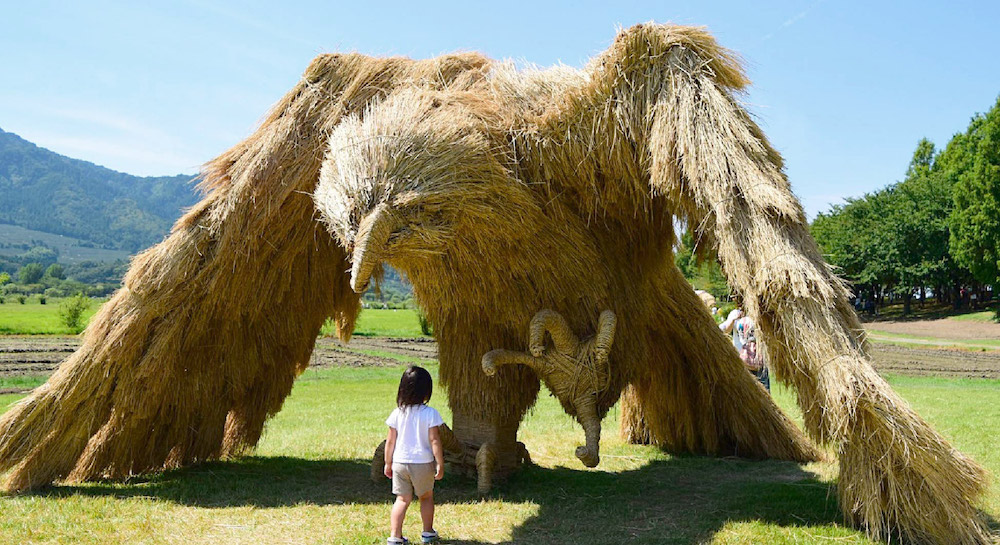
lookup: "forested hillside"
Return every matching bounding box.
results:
[0,128,199,252]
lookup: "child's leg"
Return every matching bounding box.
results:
[418,490,434,533]
[390,494,412,538]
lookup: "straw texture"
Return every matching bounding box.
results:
[0,23,988,545]
[0,52,489,491]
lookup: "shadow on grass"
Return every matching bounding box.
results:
[22,454,872,543]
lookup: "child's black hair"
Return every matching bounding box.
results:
[397,366,433,407]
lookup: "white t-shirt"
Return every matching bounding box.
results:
[385,404,445,464]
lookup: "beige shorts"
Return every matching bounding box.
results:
[391,462,436,497]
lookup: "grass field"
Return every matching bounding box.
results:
[0,297,103,335]
[0,301,425,337]
[0,361,996,544]
[338,308,425,337]
[951,309,1000,323]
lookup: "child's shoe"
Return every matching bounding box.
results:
[387,537,408,544]
[421,530,439,543]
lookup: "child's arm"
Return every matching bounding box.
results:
[428,425,445,480]
[719,309,742,333]
[384,427,397,479]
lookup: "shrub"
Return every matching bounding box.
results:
[59,293,91,333]
[17,295,27,304]
[23,283,45,294]
[39,295,47,305]
[416,309,433,336]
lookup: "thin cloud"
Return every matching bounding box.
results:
[36,107,169,144]
[182,0,319,50]
[1,98,202,173]
[23,133,200,175]
[762,0,826,41]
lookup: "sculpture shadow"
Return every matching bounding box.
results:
[455,456,844,544]
[17,453,888,543]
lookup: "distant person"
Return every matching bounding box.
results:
[720,309,770,391]
[383,366,445,544]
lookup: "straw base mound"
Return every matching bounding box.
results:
[838,390,991,544]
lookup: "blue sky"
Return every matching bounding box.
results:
[2,0,998,217]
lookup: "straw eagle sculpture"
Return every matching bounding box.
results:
[0,23,990,544]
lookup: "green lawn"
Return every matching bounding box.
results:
[0,363,996,544]
[0,297,101,335]
[344,308,425,337]
[0,301,425,337]
[951,309,1000,323]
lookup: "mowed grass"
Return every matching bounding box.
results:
[348,308,425,337]
[951,309,1000,323]
[0,301,423,337]
[0,364,997,544]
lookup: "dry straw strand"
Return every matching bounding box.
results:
[0,23,988,545]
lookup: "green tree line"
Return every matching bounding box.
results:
[811,97,1000,315]
[1,254,128,299]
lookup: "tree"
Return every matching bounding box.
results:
[58,293,91,334]
[950,97,1000,290]
[812,135,982,315]
[889,139,957,314]
[18,246,58,267]
[0,271,10,286]
[812,189,901,307]
[18,263,44,284]
[44,263,65,280]
[674,229,730,300]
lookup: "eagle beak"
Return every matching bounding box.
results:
[350,203,399,293]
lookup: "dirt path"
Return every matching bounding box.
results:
[865,334,999,350]
[871,345,1000,379]
[311,337,434,368]
[0,337,77,381]
[2,336,997,395]
[864,317,1000,340]
[0,336,435,388]
[336,336,438,360]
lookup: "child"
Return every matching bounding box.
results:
[384,366,445,544]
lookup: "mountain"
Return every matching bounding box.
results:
[0,127,200,252]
